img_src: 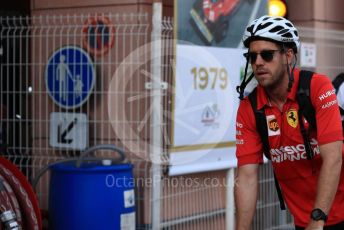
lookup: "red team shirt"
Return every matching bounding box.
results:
[236,68,344,226]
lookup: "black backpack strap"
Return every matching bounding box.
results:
[248,88,286,210]
[332,73,344,93]
[297,70,316,160]
[273,173,285,210]
[339,107,344,115]
[248,88,270,160]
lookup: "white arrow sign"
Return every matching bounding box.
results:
[49,112,88,150]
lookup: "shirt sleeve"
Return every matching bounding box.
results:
[311,74,343,145]
[236,98,264,166]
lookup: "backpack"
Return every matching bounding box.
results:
[332,73,344,129]
[248,70,317,210]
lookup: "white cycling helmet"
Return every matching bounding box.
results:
[243,15,300,53]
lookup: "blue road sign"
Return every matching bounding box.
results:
[45,46,95,109]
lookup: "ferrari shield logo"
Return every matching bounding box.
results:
[287,109,298,128]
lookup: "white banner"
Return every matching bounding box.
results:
[169,45,246,175]
[169,147,237,176]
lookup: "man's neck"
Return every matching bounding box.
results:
[265,76,289,111]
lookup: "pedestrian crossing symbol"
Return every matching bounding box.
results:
[45,46,95,109]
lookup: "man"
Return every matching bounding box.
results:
[56,55,73,102]
[333,72,344,127]
[235,15,344,230]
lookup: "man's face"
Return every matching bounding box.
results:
[248,40,287,89]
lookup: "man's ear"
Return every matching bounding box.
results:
[285,48,295,65]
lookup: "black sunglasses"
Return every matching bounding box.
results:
[243,49,283,64]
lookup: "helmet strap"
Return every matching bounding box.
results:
[287,53,297,92]
[236,56,255,100]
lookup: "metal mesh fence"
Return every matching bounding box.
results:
[0,13,155,229]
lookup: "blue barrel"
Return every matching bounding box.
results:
[49,161,135,230]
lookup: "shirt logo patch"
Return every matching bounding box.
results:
[266,115,280,136]
[287,109,298,128]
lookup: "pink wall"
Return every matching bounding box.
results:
[288,0,344,30]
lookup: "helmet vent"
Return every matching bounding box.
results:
[247,25,254,34]
[262,16,270,21]
[256,22,273,32]
[269,26,284,33]
[285,22,293,27]
[281,32,293,38]
[277,28,290,35]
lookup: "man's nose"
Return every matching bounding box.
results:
[254,54,264,65]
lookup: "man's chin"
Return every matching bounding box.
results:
[257,79,270,88]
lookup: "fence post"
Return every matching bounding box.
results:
[226,168,235,229]
[150,2,163,230]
